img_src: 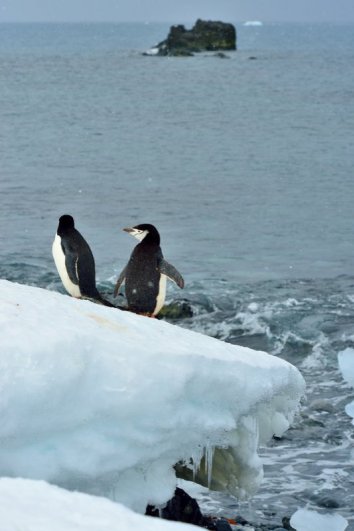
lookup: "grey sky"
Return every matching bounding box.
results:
[0,0,353,24]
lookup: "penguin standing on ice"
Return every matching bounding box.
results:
[114,224,184,316]
[52,214,114,307]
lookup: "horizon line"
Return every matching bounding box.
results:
[0,19,353,25]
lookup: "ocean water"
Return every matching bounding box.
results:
[1,21,354,529]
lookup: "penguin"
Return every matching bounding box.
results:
[52,214,114,307]
[114,223,184,316]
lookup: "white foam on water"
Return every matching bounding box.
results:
[301,336,329,370]
[318,468,350,490]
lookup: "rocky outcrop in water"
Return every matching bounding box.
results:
[146,488,233,530]
[145,19,236,57]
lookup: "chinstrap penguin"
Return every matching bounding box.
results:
[52,214,114,307]
[114,223,184,316]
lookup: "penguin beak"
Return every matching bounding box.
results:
[123,227,148,242]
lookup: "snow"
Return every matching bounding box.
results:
[0,279,305,527]
[290,508,348,531]
[0,477,199,531]
[338,348,354,424]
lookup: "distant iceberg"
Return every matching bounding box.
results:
[243,21,263,26]
[0,279,305,527]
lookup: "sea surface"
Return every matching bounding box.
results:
[1,21,354,530]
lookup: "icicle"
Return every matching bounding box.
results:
[190,446,204,481]
[192,457,198,481]
[204,444,214,488]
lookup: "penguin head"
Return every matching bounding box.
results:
[123,224,160,244]
[57,214,75,234]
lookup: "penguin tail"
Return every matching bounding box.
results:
[80,294,114,307]
[97,296,116,308]
[81,289,130,311]
[95,294,130,312]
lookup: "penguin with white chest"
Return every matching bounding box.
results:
[114,224,184,316]
[52,214,114,307]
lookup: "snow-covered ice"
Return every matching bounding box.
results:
[338,348,354,424]
[0,477,199,531]
[338,348,354,388]
[0,279,305,527]
[290,508,348,531]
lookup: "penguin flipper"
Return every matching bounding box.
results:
[114,265,127,297]
[159,259,184,289]
[61,241,80,286]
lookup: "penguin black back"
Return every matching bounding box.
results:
[125,225,162,315]
[114,223,184,316]
[53,214,114,307]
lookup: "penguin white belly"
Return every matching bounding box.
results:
[154,274,167,315]
[52,234,81,298]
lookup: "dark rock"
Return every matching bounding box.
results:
[234,514,250,525]
[305,490,342,509]
[159,299,194,320]
[147,495,305,531]
[160,487,205,526]
[214,518,233,531]
[145,488,236,530]
[212,52,230,59]
[282,516,297,530]
[316,495,341,509]
[147,19,236,57]
[145,504,159,517]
